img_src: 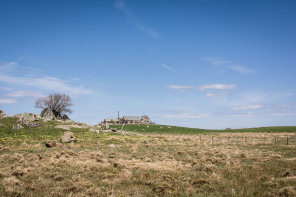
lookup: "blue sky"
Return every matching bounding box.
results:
[0,0,296,129]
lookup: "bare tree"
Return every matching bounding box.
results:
[35,93,73,118]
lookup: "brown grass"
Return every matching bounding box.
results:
[0,132,296,196]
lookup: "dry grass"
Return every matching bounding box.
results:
[0,131,296,196]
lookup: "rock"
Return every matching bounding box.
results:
[64,119,75,124]
[111,128,117,132]
[60,131,76,143]
[144,140,148,144]
[109,144,116,148]
[41,108,56,120]
[45,142,61,148]
[13,124,24,130]
[105,123,109,129]
[46,142,69,148]
[89,128,100,133]
[18,113,39,122]
[18,117,42,128]
[25,120,42,128]
[16,113,42,128]
[61,114,70,120]
[0,110,8,119]
[45,143,52,148]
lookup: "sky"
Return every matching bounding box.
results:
[0,0,296,129]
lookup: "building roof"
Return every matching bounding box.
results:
[123,116,142,121]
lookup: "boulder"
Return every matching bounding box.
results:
[41,108,56,120]
[23,119,42,128]
[60,131,76,143]
[13,124,24,130]
[17,113,42,128]
[18,113,39,122]
[0,110,8,119]
[46,142,56,148]
[61,114,70,120]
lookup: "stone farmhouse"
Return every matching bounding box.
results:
[100,115,154,125]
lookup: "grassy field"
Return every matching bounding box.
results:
[110,124,296,134]
[1,117,296,196]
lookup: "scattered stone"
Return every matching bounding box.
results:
[60,131,76,143]
[111,128,117,132]
[144,140,149,144]
[109,144,116,148]
[13,124,24,130]
[41,108,56,120]
[0,123,5,127]
[0,110,8,119]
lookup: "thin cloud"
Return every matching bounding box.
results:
[0,99,16,104]
[197,84,236,91]
[230,105,263,111]
[231,113,296,117]
[206,92,229,97]
[204,57,256,74]
[203,57,231,65]
[0,74,93,95]
[227,65,256,74]
[162,64,184,77]
[167,85,194,92]
[6,91,44,98]
[163,113,210,119]
[168,84,236,96]
[168,85,194,89]
[115,0,161,38]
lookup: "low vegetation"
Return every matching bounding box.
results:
[1,118,296,196]
[111,124,296,134]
